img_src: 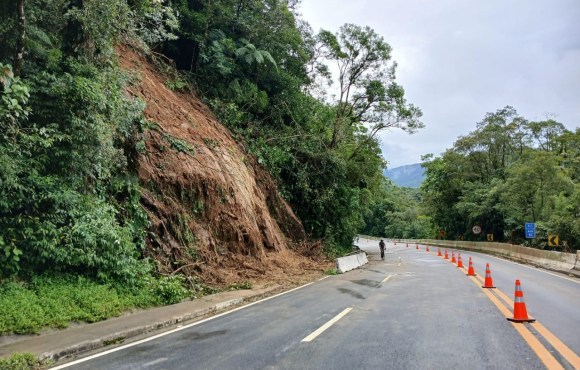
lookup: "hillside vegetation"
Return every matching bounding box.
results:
[0,0,422,336]
[2,0,576,344]
[421,107,579,250]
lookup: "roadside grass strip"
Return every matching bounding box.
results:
[458,264,580,369]
[50,277,330,369]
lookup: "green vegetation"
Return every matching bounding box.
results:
[1,1,576,345]
[0,1,189,338]
[362,181,433,239]
[0,274,189,335]
[324,267,339,276]
[1,1,420,285]
[0,353,43,370]
[163,2,422,251]
[0,0,160,282]
[227,281,253,290]
[421,107,579,250]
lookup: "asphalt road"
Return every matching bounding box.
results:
[57,238,579,370]
[451,246,580,354]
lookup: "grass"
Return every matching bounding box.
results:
[0,352,47,370]
[0,274,191,335]
[323,268,338,275]
[226,281,253,291]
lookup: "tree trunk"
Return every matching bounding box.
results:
[14,0,25,76]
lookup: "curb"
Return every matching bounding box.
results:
[44,289,277,362]
[41,304,219,362]
[2,286,282,363]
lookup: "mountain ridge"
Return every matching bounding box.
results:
[384,163,425,188]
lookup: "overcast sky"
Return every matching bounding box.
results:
[299,0,580,168]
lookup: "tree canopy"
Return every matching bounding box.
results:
[0,0,423,279]
[421,107,579,250]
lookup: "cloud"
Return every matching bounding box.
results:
[300,0,580,167]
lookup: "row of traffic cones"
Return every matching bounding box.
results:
[425,245,535,323]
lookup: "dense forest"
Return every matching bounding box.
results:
[0,0,421,278]
[421,107,579,251]
[0,0,424,339]
[0,0,577,348]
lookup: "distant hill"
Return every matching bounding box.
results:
[384,163,425,188]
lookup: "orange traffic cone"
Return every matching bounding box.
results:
[451,251,456,264]
[466,257,476,276]
[482,263,496,288]
[507,280,535,323]
[457,253,464,268]
[426,245,430,252]
[437,248,442,256]
[444,250,449,259]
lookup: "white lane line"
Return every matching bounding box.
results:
[382,274,393,283]
[142,357,168,368]
[468,251,580,284]
[50,277,328,369]
[301,308,353,343]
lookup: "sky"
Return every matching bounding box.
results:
[299,0,580,168]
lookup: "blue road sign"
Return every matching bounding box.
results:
[525,223,535,238]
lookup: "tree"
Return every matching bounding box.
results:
[556,128,580,182]
[526,118,566,152]
[14,0,25,76]
[362,181,433,239]
[420,154,467,238]
[0,0,157,280]
[420,107,578,248]
[499,150,573,224]
[453,106,526,182]
[315,24,423,149]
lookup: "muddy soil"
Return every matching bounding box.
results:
[118,46,332,289]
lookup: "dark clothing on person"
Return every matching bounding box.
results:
[379,240,385,260]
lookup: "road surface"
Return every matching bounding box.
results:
[53,238,580,369]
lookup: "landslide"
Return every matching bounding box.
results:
[118,46,331,287]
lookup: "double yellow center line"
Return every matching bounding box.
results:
[459,264,580,369]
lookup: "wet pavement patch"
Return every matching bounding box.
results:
[337,288,366,299]
[181,330,227,341]
[350,279,381,288]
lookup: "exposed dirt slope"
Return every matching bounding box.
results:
[118,46,330,287]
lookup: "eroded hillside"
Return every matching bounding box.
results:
[119,46,330,286]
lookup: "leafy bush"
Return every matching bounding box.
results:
[0,274,192,335]
[323,268,338,275]
[148,275,191,305]
[0,353,38,370]
[131,0,179,46]
[0,56,149,282]
[0,282,46,334]
[0,64,30,124]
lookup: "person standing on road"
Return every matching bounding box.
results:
[379,239,385,260]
